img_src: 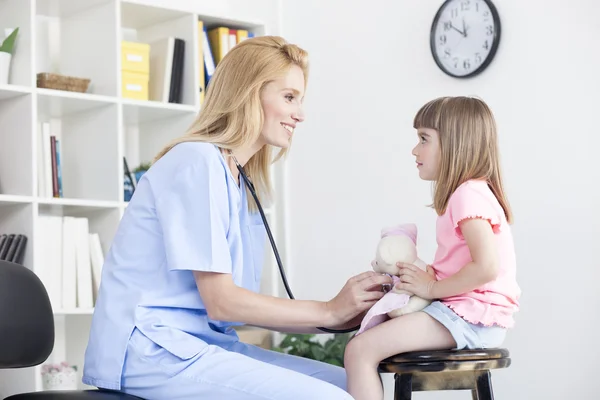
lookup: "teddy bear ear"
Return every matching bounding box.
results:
[380,223,417,243]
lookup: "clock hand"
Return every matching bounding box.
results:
[450,21,466,37]
[462,18,468,37]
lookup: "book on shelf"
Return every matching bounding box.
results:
[37,215,105,311]
[147,36,185,104]
[37,121,63,199]
[207,27,253,66]
[0,233,28,265]
[199,22,254,101]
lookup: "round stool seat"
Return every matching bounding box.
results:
[379,348,511,374]
[5,389,145,399]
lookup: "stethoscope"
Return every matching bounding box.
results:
[230,153,359,334]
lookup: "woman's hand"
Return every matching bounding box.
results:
[325,271,392,327]
[395,262,437,300]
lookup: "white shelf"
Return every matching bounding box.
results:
[0,84,33,99]
[0,194,34,205]
[37,197,122,212]
[122,97,197,124]
[37,88,117,118]
[0,86,198,120]
[0,0,276,396]
[36,88,117,103]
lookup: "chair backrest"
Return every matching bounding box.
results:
[0,260,54,368]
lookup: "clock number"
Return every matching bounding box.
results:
[451,8,458,18]
[453,57,459,68]
[483,10,490,20]
[483,40,489,50]
[444,48,452,58]
[475,53,482,64]
[463,59,471,70]
[444,21,452,31]
[486,25,494,35]
[461,1,470,11]
[476,2,479,12]
[439,34,447,45]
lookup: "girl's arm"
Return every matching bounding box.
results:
[431,218,499,299]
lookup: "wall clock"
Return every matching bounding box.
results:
[430,0,501,78]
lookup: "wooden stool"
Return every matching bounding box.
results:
[378,348,510,400]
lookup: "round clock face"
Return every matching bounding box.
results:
[430,0,501,78]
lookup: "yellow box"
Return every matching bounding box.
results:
[121,41,150,74]
[121,71,149,101]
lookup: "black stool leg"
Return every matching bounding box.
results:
[472,389,479,400]
[394,374,412,400]
[474,370,494,400]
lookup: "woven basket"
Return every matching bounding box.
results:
[37,72,90,93]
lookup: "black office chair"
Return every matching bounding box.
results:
[0,260,143,399]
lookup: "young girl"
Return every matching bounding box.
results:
[344,96,521,400]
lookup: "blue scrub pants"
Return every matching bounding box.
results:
[119,328,353,399]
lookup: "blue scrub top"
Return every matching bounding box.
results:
[82,142,267,390]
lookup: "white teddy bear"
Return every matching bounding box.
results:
[356,223,432,335]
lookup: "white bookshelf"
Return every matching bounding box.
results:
[0,0,280,395]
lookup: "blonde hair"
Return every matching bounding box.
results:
[154,36,309,211]
[413,96,513,223]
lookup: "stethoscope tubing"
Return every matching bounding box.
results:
[231,154,359,334]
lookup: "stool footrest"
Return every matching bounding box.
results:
[400,370,487,392]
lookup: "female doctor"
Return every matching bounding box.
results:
[82,36,391,399]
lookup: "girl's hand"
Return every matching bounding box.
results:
[395,262,437,300]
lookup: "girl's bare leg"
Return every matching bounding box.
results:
[344,312,456,400]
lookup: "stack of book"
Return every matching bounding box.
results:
[37,121,63,199]
[198,22,255,103]
[148,36,185,104]
[0,233,27,265]
[37,215,105,311]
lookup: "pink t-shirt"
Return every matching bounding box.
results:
[432,180,521,328]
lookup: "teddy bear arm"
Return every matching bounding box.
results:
[412,257,428,271]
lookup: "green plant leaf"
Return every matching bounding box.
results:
[297,341,310,355]
[133,161,152,173]
[310,345,326,361]
[274,332,352,367]
[0,28,19,54]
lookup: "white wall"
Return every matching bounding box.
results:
[280,0,599,399]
